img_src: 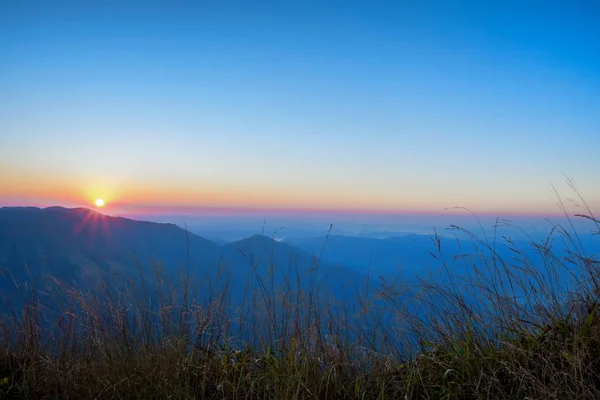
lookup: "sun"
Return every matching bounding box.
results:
[95,198,105,208]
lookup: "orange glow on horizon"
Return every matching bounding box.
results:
[0,169,592,217]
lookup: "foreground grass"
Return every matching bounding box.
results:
[1,195,600,398]
[3,308,600,399]
[2,324,599,400]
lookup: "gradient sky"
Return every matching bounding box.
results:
[1,0,599,216]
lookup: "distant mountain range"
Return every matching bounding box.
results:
[283,234,457,279]
[2,206,597,314]
[284,228,600,279]
[0,207,370,303]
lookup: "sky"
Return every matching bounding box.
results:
[1,0,599,219]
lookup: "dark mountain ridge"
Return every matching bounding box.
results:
[0,206,371,302]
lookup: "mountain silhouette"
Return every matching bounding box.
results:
[0,207,370,303]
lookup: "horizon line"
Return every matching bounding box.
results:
[0,201,582,219]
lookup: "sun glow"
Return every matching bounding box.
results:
[95,198,105,208]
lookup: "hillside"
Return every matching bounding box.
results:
[0,206,371,302]
[0,206,223,289]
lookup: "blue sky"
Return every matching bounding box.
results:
[1,0,599,214]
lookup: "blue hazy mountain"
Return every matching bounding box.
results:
[0,206,371,304]
[2,206,597,316]
[283,234,462,280]
[284,228,600,291]
[0,206,223,289]
[224,234,370,297]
